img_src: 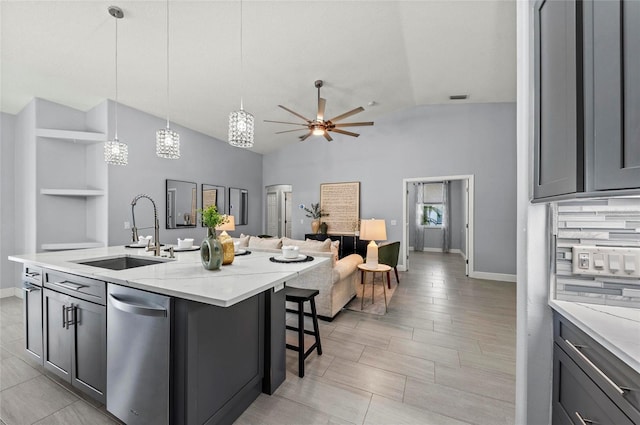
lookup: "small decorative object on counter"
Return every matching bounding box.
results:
[216,215,236,265]
[303,202,328,234]
[198,206,227,270]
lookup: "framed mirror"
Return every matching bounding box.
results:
[201,184,225,227]
[228,187,248,225]
[166,179,197,229]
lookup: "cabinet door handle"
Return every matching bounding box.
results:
[52,280,85,291]
[575,411,597,425]
[565,339,626,396]
[25,271,40,278]
[62,304,67,328]
[22,283,41,293]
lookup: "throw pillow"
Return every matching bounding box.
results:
[248,236,282,249]
[281,237,332,253]
[233,234,250,248]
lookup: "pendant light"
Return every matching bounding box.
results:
[104,6,128,166]
[228,0,254,148]
[156,0,180,159]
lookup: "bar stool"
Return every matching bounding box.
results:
[285,286,322,378]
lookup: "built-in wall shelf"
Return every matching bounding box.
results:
[40,189,105,197]
[36,128,106,144]
[41,242,104,251]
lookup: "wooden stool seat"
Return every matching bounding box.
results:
[284,286,322,378]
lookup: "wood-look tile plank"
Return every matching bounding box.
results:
[387,336,460,367]
[275,372,372,424]
[355,319,414,340]
[235,393,341,425]
[434,364,516,403]
[0,355,41,391]
[364,394,471,425]
[329,326,391,349]
[32,400,117,425]
[458,351,516,376]
[286,350,334,377]
[404,377,514,425]
[412,327,481,353]
[358,346,435,382]
[0,375,77,425]
[320,336,366,362]
[323,357,406,401]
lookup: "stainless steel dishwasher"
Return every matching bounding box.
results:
[107,283,171,425]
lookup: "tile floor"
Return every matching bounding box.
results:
[0,252,516,425]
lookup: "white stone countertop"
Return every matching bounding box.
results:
[550,299,640,373]
[9,246,329,307]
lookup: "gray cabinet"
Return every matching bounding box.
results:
[552,313,640,424]
[534,0,584,199]
[42,270,106,403]
[22,265,43,363]
[584,0,640,191]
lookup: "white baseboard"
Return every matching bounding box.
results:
[0,287,23,299]
[470,271,517,283]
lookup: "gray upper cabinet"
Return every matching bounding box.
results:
[585,0,640,191]
[534,0,584,200]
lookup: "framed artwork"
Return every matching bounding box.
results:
[320,182,360,234]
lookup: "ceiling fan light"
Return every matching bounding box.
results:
[229,109,255,148]
[156,127,180,159]
[312,127,325,136]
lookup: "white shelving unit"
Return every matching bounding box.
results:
[34,120,108,252]
[40,189,105,197]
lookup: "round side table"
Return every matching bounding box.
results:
[357,263,392,312]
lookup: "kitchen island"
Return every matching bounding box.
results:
[10,246,329,425]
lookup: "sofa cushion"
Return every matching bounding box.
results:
[233,234,250,248]
[281,237,332,253]
[248,236,282,249]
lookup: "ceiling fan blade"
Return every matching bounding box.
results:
[328,106,365,123]
[323,132,333,142]
[331,128,360,137]
[278,105,312,123]
[276,128,308,134]
[299,131,313,141]
[317,97,326,121]
[264,120,308,126]
[333,121,374,127]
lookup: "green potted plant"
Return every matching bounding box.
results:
[197,205,228,270]
[303,203,329,234]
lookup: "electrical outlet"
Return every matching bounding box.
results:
[572,246,640,277]
[124,221,130,229]
[390,220,397,226]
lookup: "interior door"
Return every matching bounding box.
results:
[464,179,470,276]
[284,192,292,238]
[265,192,278,237]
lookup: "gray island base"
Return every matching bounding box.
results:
[9,247,326,425]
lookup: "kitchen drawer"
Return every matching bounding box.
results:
[554,313,640,421]
[23,265,43,286]
[44,269,106,305]
[553,343,635,425]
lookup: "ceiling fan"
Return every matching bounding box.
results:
[265,80,374,142]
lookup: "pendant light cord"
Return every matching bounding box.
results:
[239,0,244,110]
[166,0,171,128]
[114,15,119,140]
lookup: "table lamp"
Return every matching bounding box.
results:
[359,219,387,268]
[216,215,236,265]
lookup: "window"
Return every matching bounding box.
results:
[421,183,443,227]
[422,204,443,226]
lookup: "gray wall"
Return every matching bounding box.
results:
[263,103,517,275]
[0,113,17,289]
[103,101,263,247]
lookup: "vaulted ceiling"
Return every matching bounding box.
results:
[0,1,516,154]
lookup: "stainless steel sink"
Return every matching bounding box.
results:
[75,255,170,271]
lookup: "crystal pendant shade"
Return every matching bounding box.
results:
[104,138,128,165]
[228,109,255,148]
[156,127,180,159]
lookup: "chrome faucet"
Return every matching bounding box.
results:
[131,194,161,256]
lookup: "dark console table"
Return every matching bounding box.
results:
[305,233,367,259]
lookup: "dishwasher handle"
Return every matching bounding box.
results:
[109,294,168,317]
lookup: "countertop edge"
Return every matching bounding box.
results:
[549,299,640,374]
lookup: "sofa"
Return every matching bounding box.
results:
[234,235,363,320]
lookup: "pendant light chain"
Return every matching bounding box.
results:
[239,0,244,110]
[166,0,170,128]
[114,16,119,140]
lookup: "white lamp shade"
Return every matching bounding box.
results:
[216,215,236,231]
[359,219,387,241]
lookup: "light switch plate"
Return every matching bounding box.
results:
[571,246,640,278]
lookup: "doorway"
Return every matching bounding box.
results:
[401,175,474,276]
[265,185,293,238]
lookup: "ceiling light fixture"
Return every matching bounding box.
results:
[104,6,128,166]
[228,0,254,148]
[156,0,180,159]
